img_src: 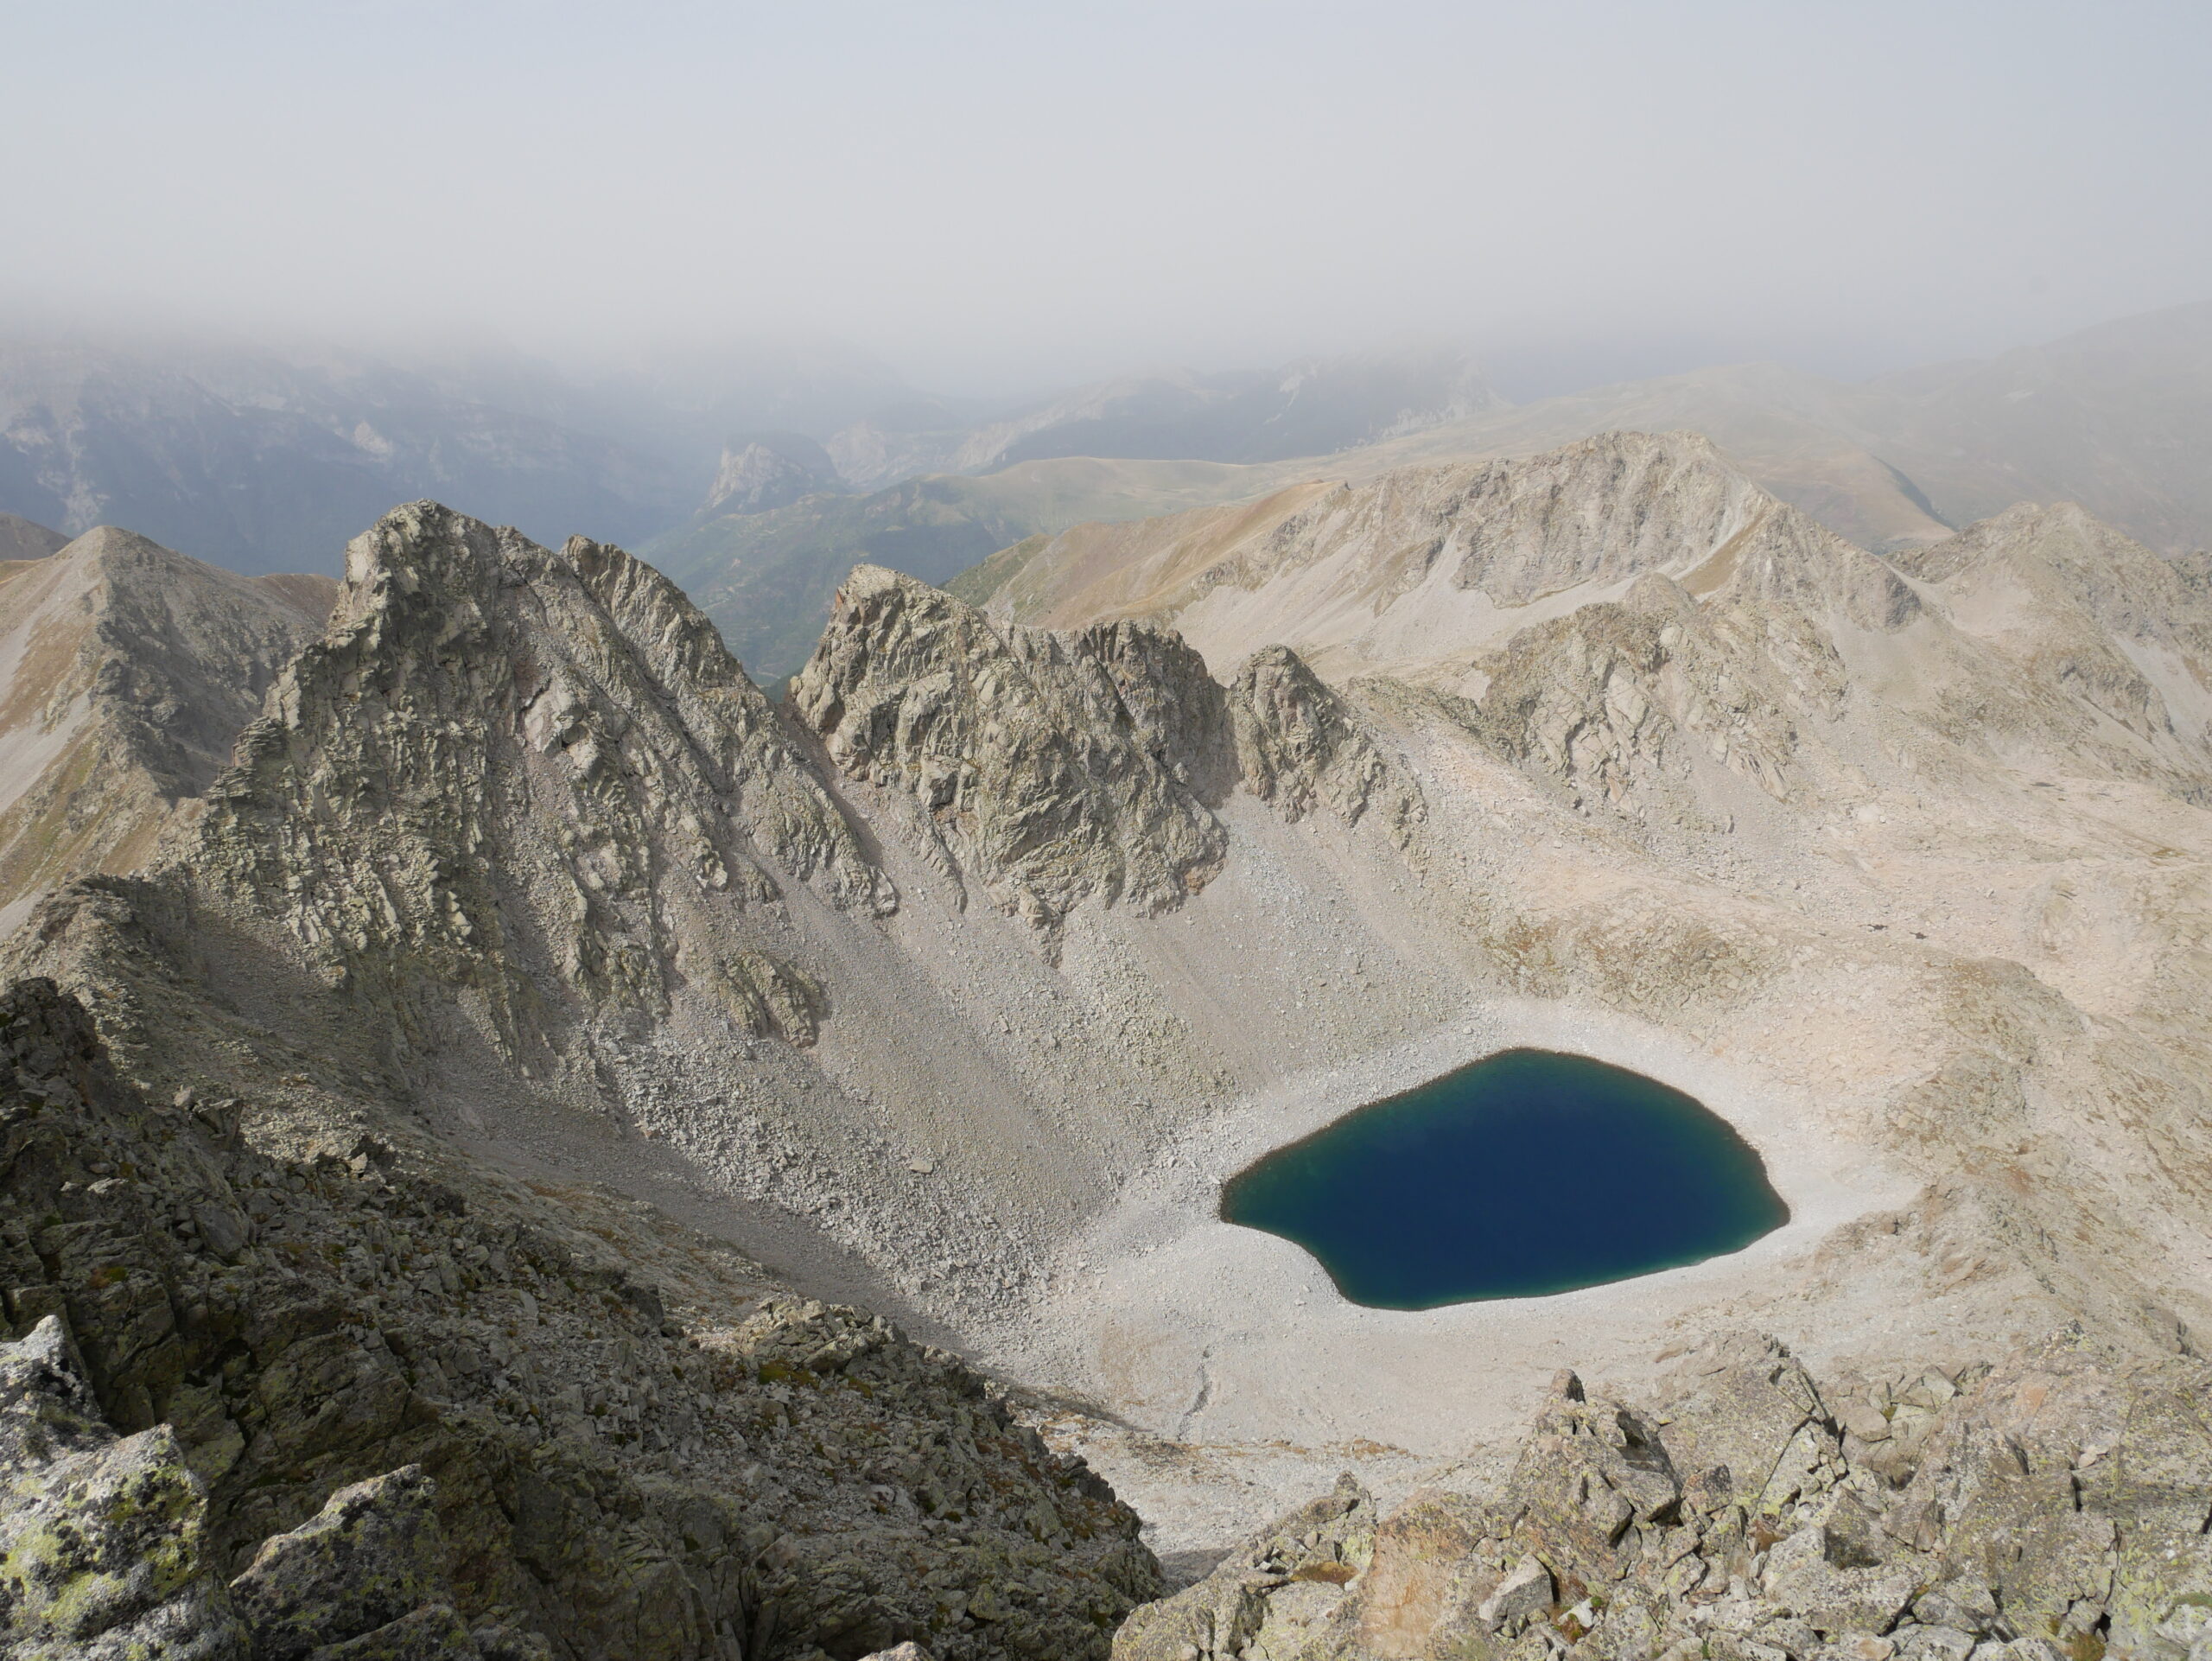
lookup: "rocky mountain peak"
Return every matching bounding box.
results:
[699,434,844,517]
[1230,647,1424,846]
[791,564,1232,932]
[194,502,892,1054]
[0,511,67,563]
[1436,430,1764,603]
[0,525,334,927]
[790,564,1425,940]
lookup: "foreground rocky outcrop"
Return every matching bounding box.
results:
[0,1329,541,1661]
[0,977,1158,1659]
[1116,1331,2212,1661]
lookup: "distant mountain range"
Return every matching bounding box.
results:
[3,307,2208,678]
[658,302,2212,679]
[818,347,1504,486]
[1344,301,2212,558]
[0,334,1497,581]
[0,333,920,576]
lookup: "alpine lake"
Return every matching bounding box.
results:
[1220,1048,1789,1309]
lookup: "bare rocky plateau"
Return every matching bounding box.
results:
[4,430,2212,1661]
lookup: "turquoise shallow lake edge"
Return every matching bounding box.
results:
[1218,1047,1790,1310]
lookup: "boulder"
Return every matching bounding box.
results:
[0,1315,247,1661]
[229,1466,448,1661]
[1477,1556,1554,1630]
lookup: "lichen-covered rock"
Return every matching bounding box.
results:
[302,1601,479,1661]
[1649,1331,1836,1516]
[1501,1369,1681,1580]
[230,1466,448,1660]
[0,1315,247,1661]
[1473,1556,1549,1630]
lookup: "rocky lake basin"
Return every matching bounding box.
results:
[1218,1047,1790,1308]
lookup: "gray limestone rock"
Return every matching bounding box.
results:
[791,564,1230,932]
[1114,1329,2212,1661]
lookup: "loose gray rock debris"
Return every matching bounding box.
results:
[1114,1334,2212,1661]
[0,977,1157,1660]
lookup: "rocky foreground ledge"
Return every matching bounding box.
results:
[0,977,1155,1660]
[1114,1331,2212,1661]
[7,971,2212,1661]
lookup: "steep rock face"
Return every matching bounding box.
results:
[791,566,1425,933]
[0,526,335,926]
[1116,1332,2212,1661]
[1436,431,1767,605]
[191,501,888,1057]
[0,977,1159,1660]
[1446,574,1796,816]
[700,438,845,518]
[1230,648,1422,848]
[791,566,1231,932]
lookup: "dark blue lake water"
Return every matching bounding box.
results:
[1219,1047,1788,1309]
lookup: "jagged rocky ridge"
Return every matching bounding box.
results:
[973,430,2212,831]
[0,499,1427,1380]
[1116,1333,2212,1661]
[191,502,890,1054]
[0,977,1157,1659]
[8,432,2212,1647]
[0,499,1435,1648]
[791,564,1417,935]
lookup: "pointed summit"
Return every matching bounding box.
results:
[0,524,333,926]
[197,503,892,1051]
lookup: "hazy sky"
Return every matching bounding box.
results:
[7,0,2209,395]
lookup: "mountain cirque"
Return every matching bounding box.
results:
[3,428,2212,1657]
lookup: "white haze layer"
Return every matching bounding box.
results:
[3,0,2208,396]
